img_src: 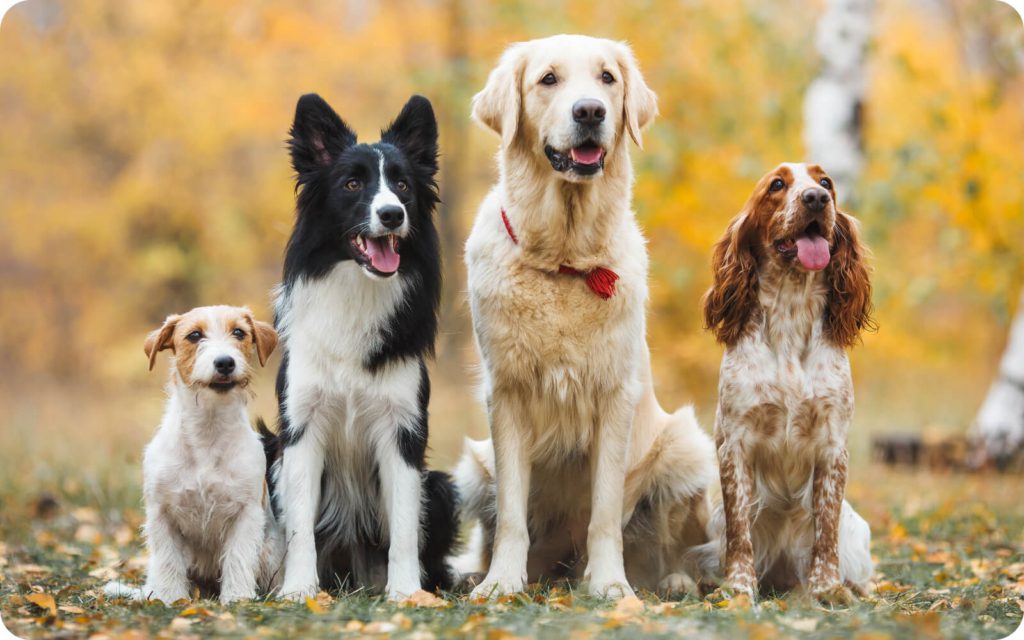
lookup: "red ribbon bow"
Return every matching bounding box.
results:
[501,207,619,300]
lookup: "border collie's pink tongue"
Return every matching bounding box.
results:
[795,232,830,271]
[570,146,604,165]
[365,237,400,273]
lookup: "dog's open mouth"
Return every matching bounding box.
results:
[775,221,830,271]
[544,142,606,176]
[350,233,401,277]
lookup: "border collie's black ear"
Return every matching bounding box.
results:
[289,93,357,178]
[380,95,439,177]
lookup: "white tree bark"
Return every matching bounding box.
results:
[972,291,1024,463]
[803,0,875,200]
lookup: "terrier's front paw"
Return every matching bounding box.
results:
[219,588,256,605]
[143,582,190,605]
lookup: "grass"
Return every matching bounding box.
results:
[1,468,1022,639]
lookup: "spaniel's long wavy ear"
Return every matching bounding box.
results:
[702,212,760,346]
[471,43,526,148]
[824,211,876,348]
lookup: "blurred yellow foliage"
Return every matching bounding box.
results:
[0,0,1021,439]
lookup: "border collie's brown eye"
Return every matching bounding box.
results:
[396,180,409,192]
[601,71,615,84]
[540,72,557,86]
[769,178,785,192]
[186,331,203,343]
[345,179,362,191]
[819,177,832,189]
[232,328,246,340]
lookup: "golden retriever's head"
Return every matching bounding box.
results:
[472,35,657,182]
[144,305,278,394]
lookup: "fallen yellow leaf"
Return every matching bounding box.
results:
[402,589,450,608]
[305,595,325,614]
[26,593,56,616]
[179,606,213,617]
[614,595,645,616]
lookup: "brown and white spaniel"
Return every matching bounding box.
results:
[700,163,875,603]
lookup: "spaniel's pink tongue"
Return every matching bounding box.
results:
[795,232,830,271]
[570,146,604,165]
[365,237,400,273]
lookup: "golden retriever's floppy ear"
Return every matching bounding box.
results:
[472,43,526,147]
[615,41,658,148]
[824,211,876,348]
[144,315,179,371]
[244,313,279,367]
[702,212,760,346]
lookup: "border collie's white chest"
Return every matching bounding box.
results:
[275,262,422,539]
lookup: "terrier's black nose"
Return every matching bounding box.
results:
[214,356,236,375]
[572,99,606,125]
[801,187,831,212]
[377,205,405,230]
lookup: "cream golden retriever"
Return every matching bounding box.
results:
[453,34,716,599]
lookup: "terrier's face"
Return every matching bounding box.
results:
[144,305,277,394]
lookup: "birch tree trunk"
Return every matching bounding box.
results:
[972,291,1024,466]
[803,0,875,201]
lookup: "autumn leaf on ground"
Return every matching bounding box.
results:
[305,592,332,614]
[25,593,56,616]
[179,605,214,617]
[402,589,450,608]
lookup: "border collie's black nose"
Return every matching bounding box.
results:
[572,99,606,125]
[214,356,236,375]
[377,206,405,230]
[802,187,831,212]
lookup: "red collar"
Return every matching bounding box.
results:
[500,207,619,300]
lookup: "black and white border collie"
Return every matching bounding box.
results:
[266,93,458,601]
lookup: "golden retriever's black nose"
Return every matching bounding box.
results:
[214,356,236,375]
[377,205,405,230]
[572,99,606,125]
[801,187,831,212]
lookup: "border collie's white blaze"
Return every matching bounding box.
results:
[266,94,458,601]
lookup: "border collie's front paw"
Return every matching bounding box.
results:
[385,583,420,602]
[469,575,524,600]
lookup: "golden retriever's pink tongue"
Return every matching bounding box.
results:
[365,237,400,273]
[570,147,604,165]
[795,232,830,271]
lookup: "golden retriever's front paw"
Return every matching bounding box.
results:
[658,572,698,599]
[587,573,635,600]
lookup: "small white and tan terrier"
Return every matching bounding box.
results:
[108,305,284,604]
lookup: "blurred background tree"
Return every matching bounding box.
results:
[0,0,1022,477]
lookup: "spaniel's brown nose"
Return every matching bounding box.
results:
[801,187,831,212]
[572,99,606,125]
